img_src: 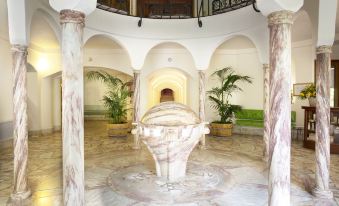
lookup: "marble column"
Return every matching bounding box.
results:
[132,70,141,149]
[263,64,269,162]
[267,11,293,206]
[10,45,31,202]
[198,70,206,149]
[60,10,85,206]
[313,45,333,199]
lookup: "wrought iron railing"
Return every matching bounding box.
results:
[97,0,130,15]
[96,0,259,26]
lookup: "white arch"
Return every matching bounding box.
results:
[29,8,61,44]
[83,33,134,74]
[147,68,188,108]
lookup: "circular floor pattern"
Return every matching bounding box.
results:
[107,162,234,204]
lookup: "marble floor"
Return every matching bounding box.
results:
[1,120,339,206]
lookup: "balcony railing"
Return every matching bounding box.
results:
[97,0,130,15]
[97,0,258,19]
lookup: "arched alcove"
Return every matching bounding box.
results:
[160,88,175,102]
[207,35,261,122]
[140,42,199,115]
[84,34,133,75]
[84,67,133,121]
[147,68,188,108]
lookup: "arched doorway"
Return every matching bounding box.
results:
[147,68,188,108]
[160,88,174,102]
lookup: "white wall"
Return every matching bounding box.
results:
[84,67,133,120]
[205,48,263,122]
[0,38,13,123]
[27,71,41,131]
[291,41,315,127]
[140,48,199,116]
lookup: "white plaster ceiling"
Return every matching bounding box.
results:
[217,36,255,49]
[30,15,59,50]
[84,35,122,49]
[0,0,9,38]
[292,11,313,42]
[2,1,339,50]
[152,43,185,49]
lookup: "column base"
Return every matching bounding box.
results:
[198,144,207,150]
[262,155,269,162]
[132,145,141,150]
[7,190,31,206]
[312,187,333,199]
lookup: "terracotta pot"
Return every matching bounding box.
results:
[308,97,316,107]
[210,122,233,137]
[107,123,129,137]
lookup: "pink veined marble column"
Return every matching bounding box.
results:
[132,70,141,149]
[10,45,31,202]
[198,70,206,149]
[267,11,293,206]
[263,64,270,162]
[313,45,333,199]
[60,10,85,206]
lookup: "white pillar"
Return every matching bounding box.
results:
[267,11,293,206]
[10,45,31,202]
[263,64,269,161]
[132,70,141,149]
[60,10,85,205]
[313,45,333,199]
[198,70,206,149]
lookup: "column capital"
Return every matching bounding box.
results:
[268,11,293,26]
[60,10,85,25]
[316,45,332,54]
[11,44,28,54]
[263,64,269,70]
[133,69,141,74]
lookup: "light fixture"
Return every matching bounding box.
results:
[37,56,49,71]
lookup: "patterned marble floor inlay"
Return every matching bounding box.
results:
[1,120,339,205]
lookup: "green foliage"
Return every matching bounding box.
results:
[207,67,252,124]
[86,71,132,124]
[298,84,316,100]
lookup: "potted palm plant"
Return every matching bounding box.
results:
[87,70,132,137]
[208,67,252,137]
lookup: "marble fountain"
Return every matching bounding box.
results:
[132,102,210,181]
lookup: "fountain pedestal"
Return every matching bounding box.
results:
[132,102,209,181]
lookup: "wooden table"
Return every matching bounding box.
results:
[302,106,339,154]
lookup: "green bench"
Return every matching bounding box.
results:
[84,105,107,119]
[235,109,296,128]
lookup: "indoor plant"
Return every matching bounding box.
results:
[299,84,316,107]
[87,70,132,137]
[208,67,252,137]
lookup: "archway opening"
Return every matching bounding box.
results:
[160,88,175,102]
[147,68,188,108]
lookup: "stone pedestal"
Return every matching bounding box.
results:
[263,64,270,162]
[133,102,209,181]
[313,45,333,199]
[9,45,31,203]
[267,11,293,206]
[60,10,85,206]
[132,70,141,149]
[198,70,207,149]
